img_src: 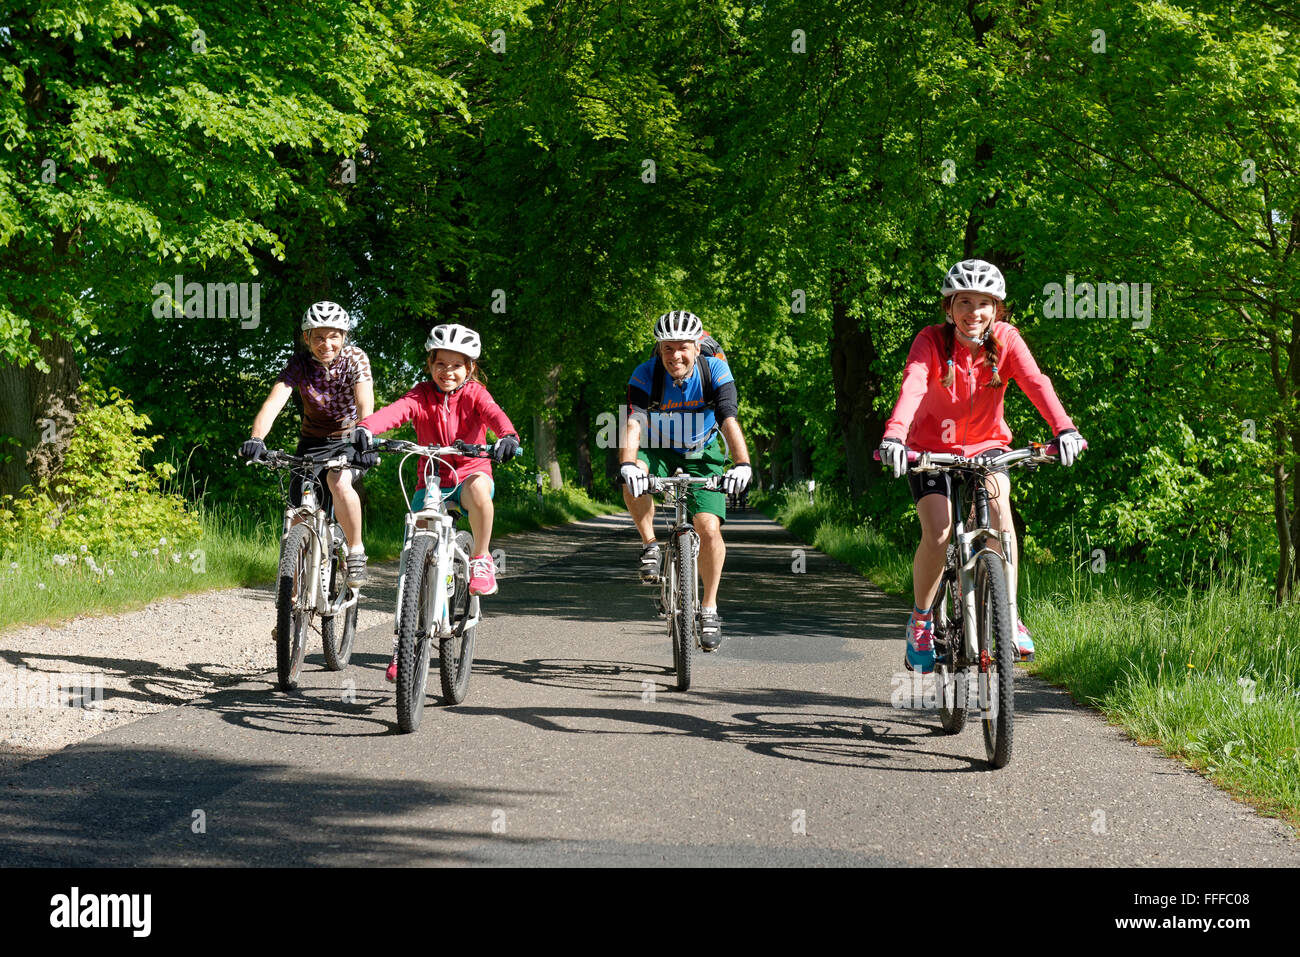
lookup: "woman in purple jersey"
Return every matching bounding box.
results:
[239,301,374,587]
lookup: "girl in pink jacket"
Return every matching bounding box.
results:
[879,260,1085,673]
[356,324,520,681]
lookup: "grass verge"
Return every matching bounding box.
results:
[0,487,621,634]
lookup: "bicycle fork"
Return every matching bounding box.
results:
[956,527,1017,661]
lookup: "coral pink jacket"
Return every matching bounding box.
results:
[360,380,517,489]
[882,322,1075,454]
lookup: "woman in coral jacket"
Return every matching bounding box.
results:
[878,259,1085,674]
[353,323,520,682]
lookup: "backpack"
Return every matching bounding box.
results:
[647,333,725,412]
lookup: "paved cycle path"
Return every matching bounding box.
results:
[1,511,1296,866]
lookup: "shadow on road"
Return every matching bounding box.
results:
[0,743,552,866]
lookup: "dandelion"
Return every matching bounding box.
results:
[8,562,16,571]
[151,548,159,556]
[79,544,87,553]
[131,550,139,558]
[37,582,46,590]
[171,553,181,563]
[106,568,114,577]
[159,537,167,546]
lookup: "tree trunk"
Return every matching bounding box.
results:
[533,364,563,490]
[790,425,806,483]
[0,329,81,499]
[574,384,593,492]
[1273,450,1293,602]
[769,419,786,489]
[829,269,886,499]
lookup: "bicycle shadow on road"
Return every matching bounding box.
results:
[0,743,554,866]
[457,656,999,774]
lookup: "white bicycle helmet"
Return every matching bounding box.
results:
[940,259,1006,301]
[653,310,703,342]
[425,323,481,359]
[300,300,352,332]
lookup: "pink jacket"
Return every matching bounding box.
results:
[882,322,1075,455]
[359,380,517,489]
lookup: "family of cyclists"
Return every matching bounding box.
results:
[237,258,1084,676]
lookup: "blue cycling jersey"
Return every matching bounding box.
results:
[627,355,736,454]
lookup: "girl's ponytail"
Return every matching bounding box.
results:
[940,323,956,389]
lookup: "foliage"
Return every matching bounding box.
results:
[0,381,200,555]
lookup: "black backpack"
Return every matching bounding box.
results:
[647,333,724,412]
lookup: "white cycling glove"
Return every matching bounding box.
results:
[621,462,651,498]
[1056,430,1084,467]
[723,463,752,496]
[879,438,907,478]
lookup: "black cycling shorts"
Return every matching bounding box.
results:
[290,435,364,513]
[907,448,1010,504]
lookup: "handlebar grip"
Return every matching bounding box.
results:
[872,448,921,462]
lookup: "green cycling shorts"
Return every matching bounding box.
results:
[637,437,727,522]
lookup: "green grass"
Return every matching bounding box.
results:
[759,486,914,595]
[0,487,622,634]
[761,485,1300,832]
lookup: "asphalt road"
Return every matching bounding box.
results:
[1,511,1296,866]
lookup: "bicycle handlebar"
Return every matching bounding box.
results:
[248,440,356,472]
[649,473,722,493]
[872,439,1088,470]
[374,438,526,461]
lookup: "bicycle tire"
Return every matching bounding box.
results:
[675,531,696,691]
[321,542,357,671]
[275,524,313,691]
[440,531,477,704]
[396,534,436,732]
[975,552,1015,768]
[931,569,967,735]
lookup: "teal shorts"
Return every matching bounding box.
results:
[411,477,495,513]
[637,437,727,522]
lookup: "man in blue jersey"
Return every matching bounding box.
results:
[619,310,754,650]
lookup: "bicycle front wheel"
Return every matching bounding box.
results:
[674,532,696,691]
[396,535,436,732]
[974,552,1015,768]
[931,569,967,735]
[275,524,313,691]
[440,531,477,704]
[321,542,357,671]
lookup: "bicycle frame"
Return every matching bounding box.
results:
[267,450,359,620]
[387,443,482,639]
[911,445,1065,665]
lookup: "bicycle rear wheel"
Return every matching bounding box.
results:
[974,552,1015,767]
[440,531,477,704]
[396,535,436,732]
[275,524,313,691]
[931,569,967,735]
[321,541,357,671]
[674,531,696,691]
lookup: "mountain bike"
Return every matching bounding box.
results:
[878,439,1084,768]
[251,441,361,690]
[648,471,721,692]
[377,437,522,732]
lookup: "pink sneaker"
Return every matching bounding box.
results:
[904,616,935,674]
[1015,619,1035,661]
[469,554,498,596]
[385,650,398,683]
